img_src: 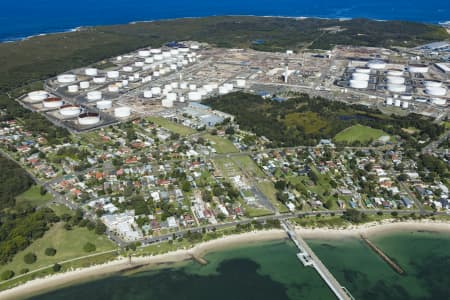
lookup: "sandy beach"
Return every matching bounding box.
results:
[2,220,450,299]
[0,229,286,300]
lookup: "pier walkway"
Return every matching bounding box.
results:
[281,220,354,300]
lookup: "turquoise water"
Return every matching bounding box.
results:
[2,0,449,42]
[30,231,450,300]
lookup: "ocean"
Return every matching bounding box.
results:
[1,0,450,42]
[30,231,450,300]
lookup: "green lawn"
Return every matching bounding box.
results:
[0,223,116,276]
[334,124,388,144]
[15,185,52,207]
[48,203,74,217]
[205,134,238,153]
[244,205,274,217]
[148,117,196,136]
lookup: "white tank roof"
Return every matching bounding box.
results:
[114,107,131,118]
[96,100,112,110]
[28,90,48,102]
[367,60,386,70]
[59,105,81,117]
[349,79,369,89]
[426,86,447,96]
[57,74,77,83]
[85,68,98,76]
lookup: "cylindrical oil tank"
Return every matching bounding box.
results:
[349,79,369,89]
[161,99,173,108]
[43,97,63,108]
[366,60,386,70]
[93,77,106,84]
[151,87,162,95]
[386,76,405,84]
[114,107,131,118]
[87,91,102,101]
[68,85,79,93]
[385,97,394,105]
[188,92,202,101]
[424,80,442,88]
[107,71,120,79]
[85,68,98,76]
[138,50,150,57]
[408,64,428,73]
[352,73,370,81]
[425,87,447,96]
[143,90,153,98]
[96,100,112,110]
[402,101,409,109]
[59,104,81,117]
[108,84,119,93]
[387,84,406,93]
[394,99,401,107]
[78,113,100,125]
[57,74,77,84]
[27,90,48,102]
[431,98,447,106]
[79,81,90,89]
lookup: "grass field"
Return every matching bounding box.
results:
[205,134,238,153]
[0,223,116,276]
[15,185,52,207]
[334,124,387,144]
[148,117,196,136]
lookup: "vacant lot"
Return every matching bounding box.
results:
[15,185,52,207]
[205,134,238,154]
[148,117,196,136]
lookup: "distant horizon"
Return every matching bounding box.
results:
[1,0,449,42]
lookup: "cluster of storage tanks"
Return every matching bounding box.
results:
[142,79,246,108]
[25,90,85,118]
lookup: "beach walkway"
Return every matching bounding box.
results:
[281,220,354,300]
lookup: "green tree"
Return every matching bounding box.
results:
[1,270,14,280]
[45,247,57,256]
[23,252,37,264]
[52,263,62,272]
[83,242,96,253]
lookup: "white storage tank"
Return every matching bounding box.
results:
[180,82,188,89]
[179,96,185,103]
[108,84,119,93]
[236,79,246,88]
[166,93,177,101]
[57,74,77,84]
[68,85,79,93]
[387,84,406,93]
[415,98,428,103]
[189,84,197,91]
[387,69,404,76]
[138,50,150,57]
[78,113,100,125]
[143,90,153,98]
[170,82,179,89]
[394,99,401,107]
[161,99,174,108]
[385,97,394,105]
[85,68,98,76]
[151,49,162,54]
[424,80,442,88]
[96,100,112,110]
[114,107,131,118]
[154,54,163,61]
[400,94,413,101]
[145,57,154,64]
[123,66,133,72]
[107,71,120,79]
[402,101,409,109]
[151,87,162,95]
[408,64,429,73]
[386,76,405,84]
[355,67,371,74]
[425,87,447,96]
[431,98,447,106]
[59,104,81,117]
[367,60,386,70]
[87,91,102,101]
[188,91,202,101]
[43,97,63,108]
[79,81,90,89]
[352,73,370,81]
[93,77,106,84]
[349,79,369,89]
[219,86,231,95]
[135,61,144,68]
[122,80,129,87]
[27,90,48,102]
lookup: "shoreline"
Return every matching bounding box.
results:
[1,220,450,299]
[1,14,446,44]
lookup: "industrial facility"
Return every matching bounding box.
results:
[19,40,449,132]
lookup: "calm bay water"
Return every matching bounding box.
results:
[2,0,450,42]
[30,231,450,300]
